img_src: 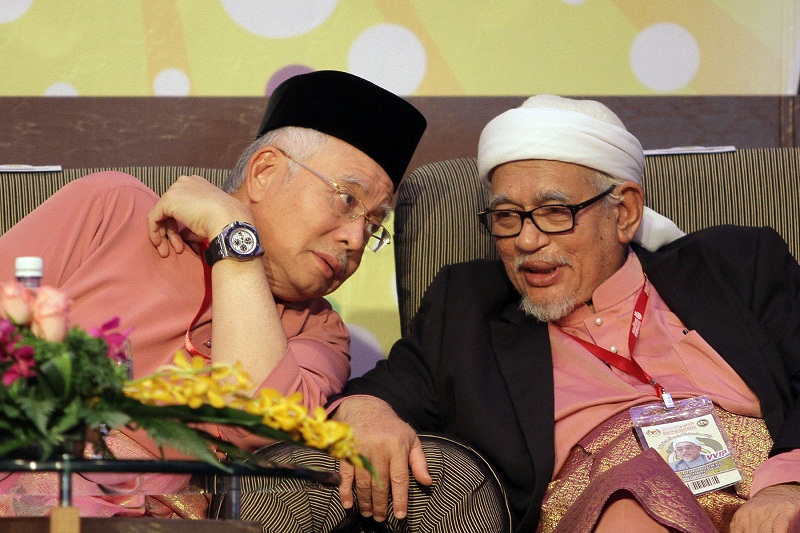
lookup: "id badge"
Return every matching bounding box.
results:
[630,396,742,495]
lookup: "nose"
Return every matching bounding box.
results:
[337,217,368,250]
[515,218,551,251]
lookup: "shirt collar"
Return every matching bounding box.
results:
[557,247,645,325]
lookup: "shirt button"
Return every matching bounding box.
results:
[594,317,603,326]
[609,346,618,353]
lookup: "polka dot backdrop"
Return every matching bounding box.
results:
[1,0,798,97]
[2,0,799,367]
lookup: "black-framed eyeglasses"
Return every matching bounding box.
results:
[477,186,616,238]
[278,149,391,252]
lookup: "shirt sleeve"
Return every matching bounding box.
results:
[750,449,800,496]
[218,298,351,451]
[0,171,159,287]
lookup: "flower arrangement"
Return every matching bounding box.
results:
[0,280,369,473]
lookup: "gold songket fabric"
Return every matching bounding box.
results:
[537,406,772,533]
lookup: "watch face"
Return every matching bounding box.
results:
[228,227,259,255]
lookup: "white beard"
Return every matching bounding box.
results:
[518,292,579,322]
[514,252,579,322]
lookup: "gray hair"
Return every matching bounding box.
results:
[221,126,331,193]
[588,169,624,208]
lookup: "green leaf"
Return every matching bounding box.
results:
[37,349,73,397]
[84,408,130,430]
[49,398,81,436]
[15,396,57,435]
[359,455,378,482]
[0,402,24,420]
[127,416,229,471]
[0,437,43,458]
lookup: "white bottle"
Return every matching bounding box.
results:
[15,256,43,289]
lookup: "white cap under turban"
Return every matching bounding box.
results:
[477,95,685,251]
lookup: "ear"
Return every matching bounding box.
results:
[614,181,644,244]
[242,146,282,203]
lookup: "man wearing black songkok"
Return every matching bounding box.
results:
[0,70,425,518]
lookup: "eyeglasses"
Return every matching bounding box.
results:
[477,186,616,238]
[278,149,391,252]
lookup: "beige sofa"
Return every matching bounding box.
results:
[0,167,229,235]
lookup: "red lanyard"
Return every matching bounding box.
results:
[562,279,674,408]
[184,240,212,359]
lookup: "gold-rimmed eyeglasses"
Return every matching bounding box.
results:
[278,149,391,252]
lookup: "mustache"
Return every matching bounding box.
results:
[337,251,349,272]
[514,252,572,271]
[330,249,351,277]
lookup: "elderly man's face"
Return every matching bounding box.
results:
[251,137,393,301]
[490,160,630,321]
[674,442,702,462]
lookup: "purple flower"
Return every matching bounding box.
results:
[0,318,23,364]
[88,317,133,363]
[1,344,36,386]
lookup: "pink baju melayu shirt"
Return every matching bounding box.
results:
[549,249,800,496]
[0,172,351,516]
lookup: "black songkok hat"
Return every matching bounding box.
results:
[257,70,427,188]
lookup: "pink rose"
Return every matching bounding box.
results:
[31,287,72,342]
[0,282,35,326]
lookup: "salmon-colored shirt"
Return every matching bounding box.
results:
[0,172,353,516]
[550,249,800,496]
[0,172,351,453]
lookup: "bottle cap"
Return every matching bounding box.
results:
[15,256,43,278]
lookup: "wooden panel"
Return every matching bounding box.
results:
[0,96,794,176]
[0,97,260,169]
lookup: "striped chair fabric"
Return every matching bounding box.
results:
[394,157,495,339]
[1,167,230,236]
[394,148,800,337]
[238,434,512,532]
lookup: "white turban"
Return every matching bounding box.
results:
[672,436,702,448]
[477,95,684,251]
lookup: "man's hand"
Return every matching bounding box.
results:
[334,396,433,522]
[730,483,800,533]
[147,175,251,257]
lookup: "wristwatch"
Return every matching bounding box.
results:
[203,221,264,267]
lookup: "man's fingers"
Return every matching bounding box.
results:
[331,397,426,523]
[166,225,186,254]
[370,461,396,522]
[408,438,432,486]
[338,460,355,509]
[153,230,171,257]
[354,467,374,517]
[387,455,411,520]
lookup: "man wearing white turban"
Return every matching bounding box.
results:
[477,94,686,252]
[251,96,800,533]
[669,436,711,471]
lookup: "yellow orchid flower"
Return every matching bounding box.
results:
[122,351,366,465]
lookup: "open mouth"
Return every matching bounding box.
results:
[516,253,571,288]
[528,265,557,275]
[519,260,565,287]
